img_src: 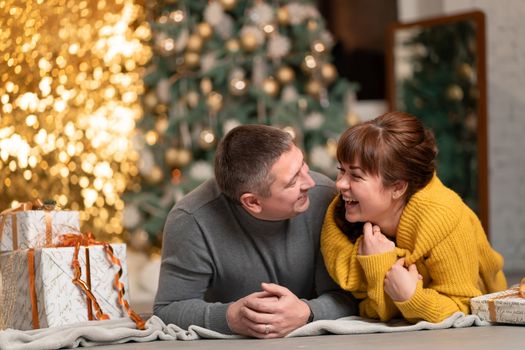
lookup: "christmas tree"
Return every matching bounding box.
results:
[123,0,357,253]
[393,18,481,214]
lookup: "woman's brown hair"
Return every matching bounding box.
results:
[335,111,438,241]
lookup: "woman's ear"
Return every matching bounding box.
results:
[239,193,262,214]
[392,180,408,200]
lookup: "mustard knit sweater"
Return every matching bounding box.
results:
[321,175,507,323]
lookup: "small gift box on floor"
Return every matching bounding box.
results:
[0,200,80,252]
[470,278,525,325]
[0,235,142,330]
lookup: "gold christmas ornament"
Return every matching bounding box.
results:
[312,40,326,54]
[240,32,259,52]
[262,77,280,97]
[200,78,213,95]
[446,84,464,101]
[277,7,290,25]
[305,80,321,97]
[155,118,169,133]
[226,39,240,53]
[186,34,203,52]
[326,138,338,158]
[307,19,319,31]
[301,55,317,73]
[165,147,193,167]
[276,66,295,84]
[184,51,200,68]
[458,63,473,79]
[196,22,213,40]
[206,92,223,112]
[229,77,248,96]
[185,90,200,108]
[198,128,217,149]
[346,111,361,126]
[219,0,237,11]
[147,166,164,184]
[321,63,338,84]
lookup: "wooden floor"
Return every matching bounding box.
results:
[93,325,524,350]
[105,271,522,350]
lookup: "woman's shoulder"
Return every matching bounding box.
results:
[399,176,467,243]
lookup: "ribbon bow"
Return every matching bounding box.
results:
[56,233,145,330]
[487,277,525,322]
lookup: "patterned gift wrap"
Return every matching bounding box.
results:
[470,284,525,325]
[0,210,80,252]
[0,244,130,330]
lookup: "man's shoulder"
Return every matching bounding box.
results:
[173,178,225,214]
[310,170,335,188]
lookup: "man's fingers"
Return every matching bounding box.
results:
[240,306,273,324]
[260,282,290,297]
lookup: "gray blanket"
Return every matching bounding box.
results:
[0,312,489,350]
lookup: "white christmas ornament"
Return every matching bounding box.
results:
[310,145,335,172]
[122,203,143,230]
[189,161,214,182]
[223,119,241,134]
[138,147,155,176]
[281,85,299,102]
[248,2,275,26]
[268,34,291,60]
[204,2,225,26]
[156,79,171,104]
[304,112,325,130]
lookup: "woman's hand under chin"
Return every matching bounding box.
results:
[358,222,395,256]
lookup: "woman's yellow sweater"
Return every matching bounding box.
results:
[321,175,507,323]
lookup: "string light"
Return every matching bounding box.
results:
[0,0,152,240]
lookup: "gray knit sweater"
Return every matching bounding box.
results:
[153,171,357,334]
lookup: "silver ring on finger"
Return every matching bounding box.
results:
[264,324,270,334]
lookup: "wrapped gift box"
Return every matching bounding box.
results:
[0,243,130,330]
[0,210,80,252]
[470,287,525,325]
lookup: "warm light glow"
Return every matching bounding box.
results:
[0,0,151,241]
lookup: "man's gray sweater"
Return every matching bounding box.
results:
[154,171,357,333]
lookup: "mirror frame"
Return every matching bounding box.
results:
[386,11,488,235]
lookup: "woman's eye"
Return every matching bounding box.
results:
[336,166,345,173]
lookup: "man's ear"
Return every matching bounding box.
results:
[392,180,408,200]
[239,192,262,214]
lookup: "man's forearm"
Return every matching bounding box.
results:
[305,290,358,321]
[154,299,232,334]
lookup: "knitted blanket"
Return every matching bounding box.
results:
[0,312,489,350]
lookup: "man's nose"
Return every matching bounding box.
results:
[300,167,315,190]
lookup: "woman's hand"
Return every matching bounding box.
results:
[358,222,395,256]
[384,258,421,302]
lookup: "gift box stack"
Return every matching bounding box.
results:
[0,200,142,330]
[470,278,525,325]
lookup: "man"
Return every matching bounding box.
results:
[154,125,357,338]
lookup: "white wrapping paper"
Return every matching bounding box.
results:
[0,211,80,252]
[470,288,525,325]
[0,244,130,330]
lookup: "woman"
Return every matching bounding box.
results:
[321,111,506,323]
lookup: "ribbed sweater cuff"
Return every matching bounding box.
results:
[394,281,431,321]
[357,251,397,283]
[206,302,234,334]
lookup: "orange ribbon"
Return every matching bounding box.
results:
[56,233,145,330]
[487,277,525,322]
[1,200,52,250]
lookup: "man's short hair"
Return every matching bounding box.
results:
[214,124,293,202]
